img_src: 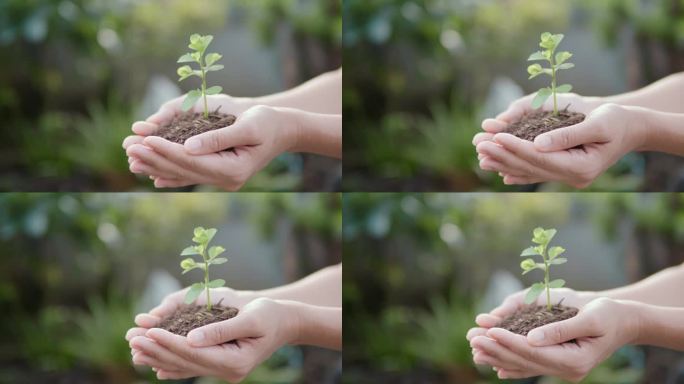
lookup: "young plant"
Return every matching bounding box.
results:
[527,32,575,115]
[179,227,228,311]
[520,227,567,311]
[177,34,224,119]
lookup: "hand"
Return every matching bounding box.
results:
[474,103,648,188]
[468,297,641,382]
[124,104,301,190]
[127,297,300,382]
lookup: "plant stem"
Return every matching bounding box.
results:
[543,247,551,311]
[550,54,558,116]
[203,250,212,311]
[200,56,208,119]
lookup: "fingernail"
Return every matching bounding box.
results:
[528,329,544,344]
[535,135,552,150]
[185,138,201,152]
[188,330,204,343]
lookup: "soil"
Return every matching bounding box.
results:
[158,304,239,337]
[499,304,578,336]
[504,110,585,142]
[153,110,236,144]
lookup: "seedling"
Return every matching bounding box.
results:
[179,227,228,311]
[177,34,224,119]
[527,32,574,115]
[520,227,567,311]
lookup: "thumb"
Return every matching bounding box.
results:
[186,313,257,347]
[184,120,255,155]
[527,313,594,346]
[533,119,603,152]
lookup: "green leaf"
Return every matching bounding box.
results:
[524,283,545,304]
[207,279,225,288]
[180,258,195,270]
[528,51,546,61]
[184,283,204,304]
[192,52,201,62]
[205,53,222,66]
[193,226,207,243]
[549,279,566,288]
[211,257,228,265]
[548,246,565,259]
[208,245,225,259]
[549,257,567,265]
[556,84,573,93]
[531,88,552,109]
[181,246,199,256]
[520,246,539,257]
[204,228,217,244]
[555,51,572,65]
[520,258,536,271]
[206,64,224,72]
[544,229,557,243]
[178,53,195,63]
[177,65,197,81]
[205,86,223,95]
[189,34,213,52]
[181,90,202,111]
[527,63,543,79]
[556,63,574,70]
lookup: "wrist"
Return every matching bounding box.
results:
[618,300,646,345]
[276,299,304,345]
[622,106,651,152]
[270,106,303,153]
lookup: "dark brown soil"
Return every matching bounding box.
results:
[504,110,585,142]
[153,111,236,144]
[499,304,578,336]
[158,305,238,337]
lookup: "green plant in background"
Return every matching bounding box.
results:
[180,227,228,310]
[177,34,224,118]
[520,227,567,310]
[527,32,575,115]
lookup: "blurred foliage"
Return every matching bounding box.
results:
[0,193,340,382]
[341,193,684,382]
[0,0,341,191]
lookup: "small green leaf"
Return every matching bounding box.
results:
[205,86,223,95]
[549,279,566,288]
[207,279,225,288]
[548,246,565,259]
[524,283,545,304]
[556,63,574,70]
[205,53,222,66]
[180,258,195,270]
[520,246,539,257]
[211,257,228,265]
[178,53,195,63]
[177,65,196,81]
[555,51,572,65]
[531,88,552,109]
[528,51,546,61]
[184,283,204,304]
[206,64,224,72]
[544,229,557,243]
[192,52,201,62]
[181,246,199,256]
[520,258,536,271]
[527,63,543,79]
[204,228,217,244]
[182,90,202,111]
[549,257,567,265]
[556,84,573,93]
[208,245,225,259]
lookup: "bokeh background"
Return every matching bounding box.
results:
[343,193,684,383]
[0,193,342,383]
[0,0,341,192]
[343,0,684,192]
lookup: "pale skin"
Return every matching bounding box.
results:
[466,262,684,382]
[474,72,684,188]
[123,68,342,191]
[125,264,341,382]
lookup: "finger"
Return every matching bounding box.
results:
[503,175,544,185]
[477,140,554,180]
[493,133,571,174]
[127,144,201,181]
[145,328,218,366]
[473,132,495,146]
[132,121,160,136]
[147,97,183,125]
[466,327,489,341]
[472,350,518,371]
[135,314,162,328]
[481,119,508,134]
[475,314,502,328]
[534,119,606,152]
[187,312,259,347]
[486,328,560,368]
[472,334,546,373]
[496,97,530,123]
[479,157,526,177]
[127,326,150,341]
[497,368,532,380]
[183,120,256,155]
[129,335,202,371]
[149,292,184,318]
[154,177,195,189]
[123,135,145,149]
[157,369,196,380]
[129,159,178,180]
[132,351,181,371]
[142,136,217,174]
[490,292,524,318]
[527,312,599,347]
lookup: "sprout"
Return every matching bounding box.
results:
[520,227,567,311]
[177,34,224,119]
[179,227,228,311]
[527,32,575,115]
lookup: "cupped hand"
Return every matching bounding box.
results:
[124,104,300,191]
[127,297,299,382]
[475,103,648,188]
[468,297,640,382]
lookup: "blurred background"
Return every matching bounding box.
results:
[0,192,342,383]
[0,0,341,192]
[343,193,684,383]
[342,0,684,192]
